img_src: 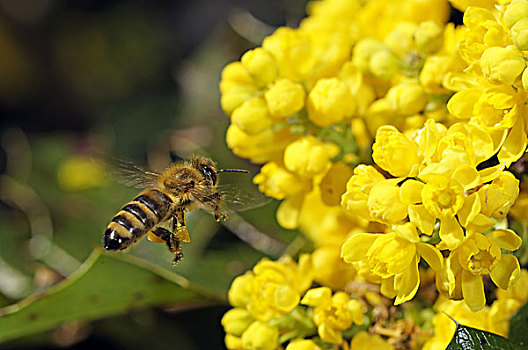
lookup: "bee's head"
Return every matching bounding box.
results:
[191,156,218,187]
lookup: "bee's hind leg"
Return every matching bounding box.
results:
[151,227,183,264]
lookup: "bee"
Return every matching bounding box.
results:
[103,155,249,264]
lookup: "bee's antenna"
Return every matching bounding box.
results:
[217,168,249,174]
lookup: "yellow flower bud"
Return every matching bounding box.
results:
[284,136,340,177]
[478,171,519,220]
[368,49,400,79]
[306,78,355,127]
[367,179,409,225]
[221,86,257,116]
[480,46,525,85]
[341,165,386,219]
[221,308,254,337]
[220,61,253,94]
[386,81,427,116]
[228,274,252,307]
[231,97,272,134]
[352,38,387,72]
[225,334,243,350]
[511,18,528,50]
[241,321,279,350]
[241,48,278,87]
[504,0,528,28]
[419,55,452,94]
[385,22,416,57]
[372,125,419,177]
[253,162,312,200]
[286,339,322,350]
[264,79,306,118]
[414,21,443,53]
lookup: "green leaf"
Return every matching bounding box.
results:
[508,300,528,347]
[446,322,522,350]
[0,248,207,343]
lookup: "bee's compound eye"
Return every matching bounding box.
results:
[103,228,130,250]
[200,165,217,185]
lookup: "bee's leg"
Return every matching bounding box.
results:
[171,208,191,243]
[151,227,183,264]
[203,192,227,222]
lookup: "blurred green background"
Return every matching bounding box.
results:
[0,0,309,348]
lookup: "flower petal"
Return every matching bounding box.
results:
[408,204,435,235]
[301,287,332,307]
[457,192,480,227]
[490,254,521,290]
[416,242,443,271]
[487,229,523,251]
[461,269,485,311]
[394,255,419,305]
[439,215,464,249]
[400,179,424,205]
[341,233,381,263]
[498,117,528,166]
[380,277,396,299]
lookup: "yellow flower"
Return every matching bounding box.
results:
[227,255,313,322]
[350,331,394,350]
[477,171,519,220]
[341,164,386,220]
[241,48,278,87]
[312,245,356,290]
[264,79,306,118]
[226,125,295,163]
[225,334,243,350]
[285,339,322,350]
[372,125,419,178]
[219,61,253,95]
[301,287,363,344]
[283,136,340,177]
[504,0,528,28]
[341,223,443,304]
[480,46,525,85]
[511,18,528,50]
[439,230,522,311]
[231,97,273,134]
[414,21,444,53]
[367,179,408,225]
[368,49,400,79]
[306,77,355,127]
[221,308,254,337]
[300,184,360,246]
[352,38,387,73]
[253,162,312,200]
[241,321,279,350]
[385,81,427,116]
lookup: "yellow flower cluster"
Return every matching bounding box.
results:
[222,255,368,349]
[220,0,528,348]
[342,119,522,311]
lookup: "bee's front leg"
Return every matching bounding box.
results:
[204,192,227,222]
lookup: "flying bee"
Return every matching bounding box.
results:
[103,155,250,264]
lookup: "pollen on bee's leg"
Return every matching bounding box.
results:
[172,252,184,265]
[147,231,166,243]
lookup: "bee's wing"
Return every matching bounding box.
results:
[102,157,161,189]
[216,183,272,212]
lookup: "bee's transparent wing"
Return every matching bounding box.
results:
[102,157,161,189]
[216,183,272,212]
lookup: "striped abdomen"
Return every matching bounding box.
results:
[103,188,174,250]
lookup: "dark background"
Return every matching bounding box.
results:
[0,1,308,349]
